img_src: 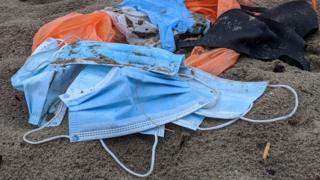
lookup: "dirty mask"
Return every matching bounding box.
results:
[53,40,184,76]
[11,38,81,126]
[178,67,298,130]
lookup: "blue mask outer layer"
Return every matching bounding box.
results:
[60,67,211,142]
[12,38,59,91]
[54,40,184,76]
[11,38,82,126]
[180,67,269,119]
[120,0,196,52]
[63,65,166,137]
[172,114,205,131]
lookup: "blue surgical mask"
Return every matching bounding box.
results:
[59,67,211,142]
[177,67,298,130]
[60,65,167,137]
[180,67,269,119]
[12,38,60,91]
[12,39,186,126]
[11,38,82,126]
[53,40,184,76]
[18,41,298,178]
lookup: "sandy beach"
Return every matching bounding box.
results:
[0,0,320,179]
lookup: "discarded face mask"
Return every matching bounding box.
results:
[120,0,202,52]
[58,66,212,142]
[12,39,185,126]
[60,65,166,137]
[53,40,184,75]
[11,38,81,126]
[22,65,211,177]
[177,1,319,70]
[31,11,125,52]
[104,6,161,47]
[180,67,269,119]
[178,67,299,130]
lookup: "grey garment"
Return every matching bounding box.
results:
[192,12,211,34]
[104,6,210,48]
[105,6,161,47]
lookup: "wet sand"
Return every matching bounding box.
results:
[0,0,320,179]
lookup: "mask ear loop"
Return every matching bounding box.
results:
[198,104,254,131]
[23,102,70,144]
[99,133,158,177]
[180,68,243,131]
[240,84,299,123]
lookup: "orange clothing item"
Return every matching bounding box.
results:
[32,11,125,52]
[185,0,241,75]
[185,47,240,75]
[186,0,240,22]
[312,0,317,10]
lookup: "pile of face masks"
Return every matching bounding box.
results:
[12,38,299,177]
[13,0,313,177]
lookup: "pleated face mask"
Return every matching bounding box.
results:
[61,65,168,137]
[178,67,298,130]
[12,39,185,126]
[22,65,212,177]
[53,40,184,76]
[11,38,81,126]
[59,67,212,142]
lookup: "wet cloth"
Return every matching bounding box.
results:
[120,0,199,52]
[177,1,319,70]
[32,11,125,52]
[184,0,241,75]
[12,39,186,126]
[11,38,81,126]
[185,47,240,75]
[53,40,184,76]
[104,7,161,47]
[260,0,318,38]
[59,67,212,142]
[186,0,241,22]
[178,67,298,130]
[60,65,166,137]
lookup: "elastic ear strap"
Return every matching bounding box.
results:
[99,134,158,177]
[240,84,299,123]
[198,103,254,131]
[198,118,239,131]
[23,103,70,144]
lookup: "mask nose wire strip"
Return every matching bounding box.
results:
[240,84,299,123]
[23,103,70,144]
[99,134,158,177]
[198,103,254,131]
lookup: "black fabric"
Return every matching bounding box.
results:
[176,1,318,70]
[240,5,267,14]
[261,0,318,38]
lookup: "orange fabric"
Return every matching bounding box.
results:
[186,0,240,22]
[185,47,240,75]
[32,11,125,52]
[186,0,241,75]
[312,0,317,10]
